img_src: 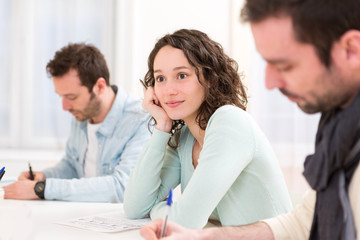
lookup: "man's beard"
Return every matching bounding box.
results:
[280,66,355,114]
[69,92,101,122]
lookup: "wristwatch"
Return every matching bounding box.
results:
[34,180,46,199]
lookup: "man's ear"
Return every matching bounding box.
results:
[338,30,360,69]
[92,77,106,94]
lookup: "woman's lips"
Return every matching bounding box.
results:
[166,101,184,108]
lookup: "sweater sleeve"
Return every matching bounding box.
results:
[149,106,258,229]
[263,190,315,240]
[123,129,181,219]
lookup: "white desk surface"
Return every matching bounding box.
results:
[0,199,143,240]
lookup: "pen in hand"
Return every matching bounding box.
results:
[140,79,161,107]
[139,79,148,90]
[28,162,34,180]
[160,188,173,238]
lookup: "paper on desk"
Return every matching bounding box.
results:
[57,211,151,233]
[0,176,17,187]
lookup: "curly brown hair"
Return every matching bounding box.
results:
[144,29,248,149]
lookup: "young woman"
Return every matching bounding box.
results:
[124,29,292,229]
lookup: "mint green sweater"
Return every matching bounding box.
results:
[124,105,292,229]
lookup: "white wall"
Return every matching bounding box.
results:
[1,0,235,177]
[1,0,313,194]
[114,0,232,97]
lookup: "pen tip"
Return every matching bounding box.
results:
[166,189,173,206]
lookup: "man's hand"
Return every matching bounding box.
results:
[140,219,275,240]
[140,219,201,240]
[3,180,39,200]
[18,171,46,181]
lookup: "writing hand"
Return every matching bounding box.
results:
[140,219,199,240]
[18,171,46,181]
[3,180,39,200]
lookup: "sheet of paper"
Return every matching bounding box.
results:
[0,176,17,187]
[57,211,151,233]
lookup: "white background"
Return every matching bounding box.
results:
[0,0,317,193]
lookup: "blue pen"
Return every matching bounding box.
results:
[160,189,173,238]
[0,167,5,181]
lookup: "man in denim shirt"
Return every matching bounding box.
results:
[4,43,150,202]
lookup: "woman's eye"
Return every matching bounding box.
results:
[156,76,165,82]
[178,73,187,79]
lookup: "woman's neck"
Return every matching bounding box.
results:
[185,118,205,148]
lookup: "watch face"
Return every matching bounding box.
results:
[35,181,45,199]
[36,183,44,192]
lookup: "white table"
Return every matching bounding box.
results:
[0,199,143,240]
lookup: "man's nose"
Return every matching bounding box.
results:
[265,64,285,90]
[62,98,72,111]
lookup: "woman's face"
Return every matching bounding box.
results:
[153,45,206,123]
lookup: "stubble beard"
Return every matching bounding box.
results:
[71,92,101,122]
[294,66,354,114]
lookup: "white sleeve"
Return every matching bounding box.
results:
[263,189,315,240]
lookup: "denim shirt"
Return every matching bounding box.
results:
[43,86,151,202]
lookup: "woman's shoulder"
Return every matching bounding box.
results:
[214,104,247,114]
[208,105,253,127]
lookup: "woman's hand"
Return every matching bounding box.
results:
[142,86,173,133]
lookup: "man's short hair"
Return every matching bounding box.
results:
[46,43,110,92]
[241,0,360,67]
